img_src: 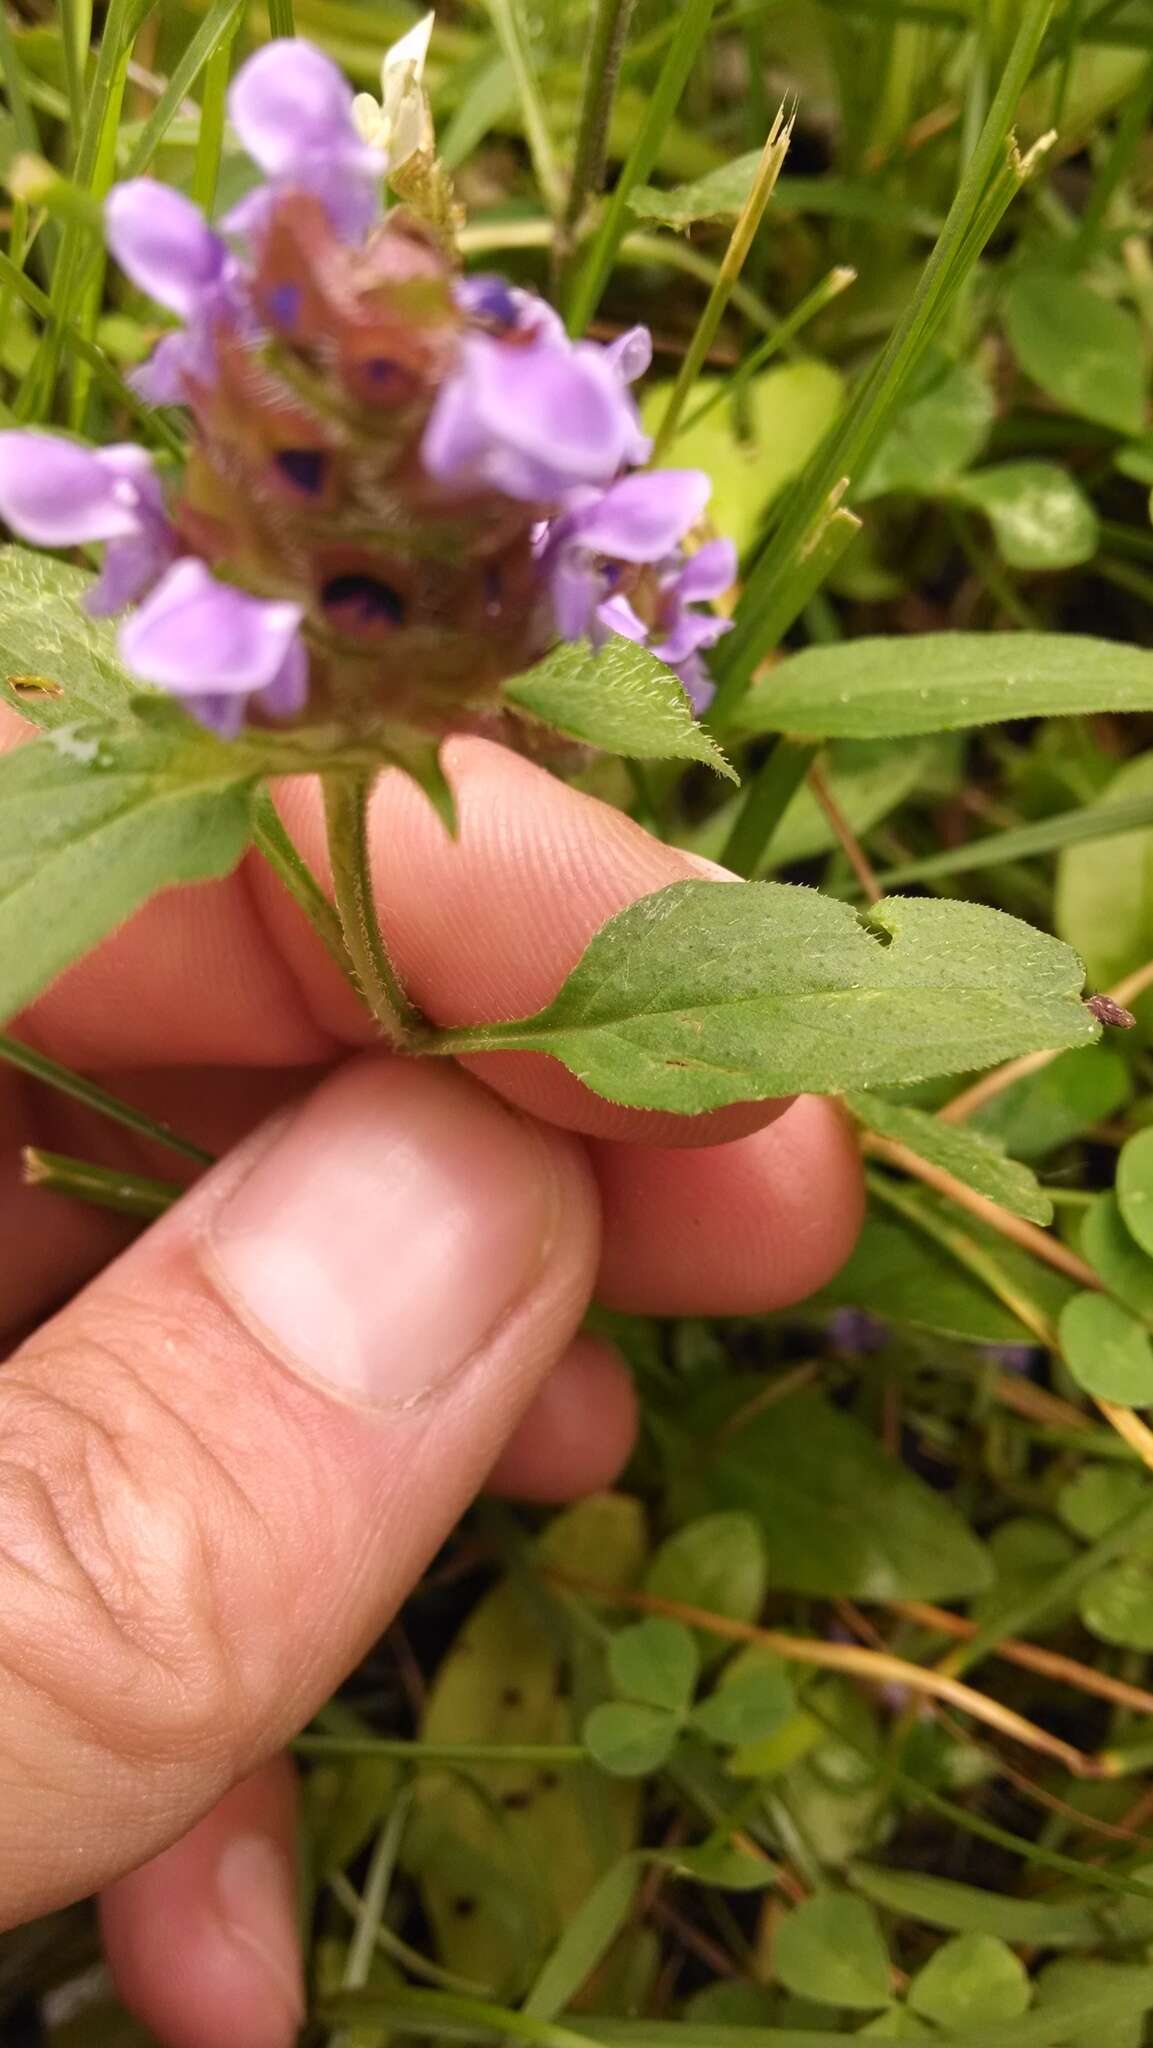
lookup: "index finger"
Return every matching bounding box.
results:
[19,725,783,1147]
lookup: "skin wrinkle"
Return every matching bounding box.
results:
[0,1335,266,1760]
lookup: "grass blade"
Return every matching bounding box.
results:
[565,0,720,336]
[708,0,1056,727]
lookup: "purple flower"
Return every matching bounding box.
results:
[226,40,384,242]
[119,559,307,737]
[540,469,734,709]
[422,332,650,502]
[104,178,249,404]
[104,180,228,318]
[0,432,177,614]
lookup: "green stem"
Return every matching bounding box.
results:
[650,105,793,464]
[252,789,358,989]
[320,1986,597,2048]
[191,15,239,215]
[23,1148,181,1221]
[719,735,820,876]
[321,772,428,1050]
[294,1735,588,1764]
[557,0,638,272]
[0,1032,212,1163]
[565,0,720,335]
[487,0,565,216]
[677,264,856,438]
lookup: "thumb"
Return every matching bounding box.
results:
[0,1055,597,1929]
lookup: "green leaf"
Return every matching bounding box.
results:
[1058,1464,1151,1543]
[1003,269,1147,435]
[950,462,1099,571]
[412,1494,644,1994]
[440,881,1095,1115]
[503,638,734,781]
[848,1865,1106,1948]
[583,1701,679,1778]
[523,1856,642,2021]
[971,1046,1131,1163]
[807,1210,1045,1343]
[642,361,845,556]
[739,633,1153,741]
[0,721,255,1025]
[1056,754,1153,991]
[0,545,140,727]
[1036,1961,1147,2048]
[773,1893,892,2011]
[1081,1194,1153,1319]
[643,1513,768,1667]
[666,1844,777,1891]
[1080,1559,1153,1651]
[908,1933,1031,2028]
[857,350,994,501]
[1118,1129,1153,1259]
[847,1092,1052,1224]
[691,1661,795,1746]
[1058,1292,1153,1405]
[629,156,940,233]
[608,1618,699,1715]
[688,1391,993,1601]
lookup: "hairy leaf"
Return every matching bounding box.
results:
[0,720,255,1024]
[439,881,1095,1114]
[739,633,1153,741]
[847,1091,1053,1224]
[0,545,140,728]
[504,638,734,779]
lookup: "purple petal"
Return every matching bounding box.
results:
[229,40,358,174]
[423,335,647,501]
[571,470,712,563]
[256,632,309,719]
[130,332,195,404]
[603,325,652,384]
[86,529,175,616]
[598,593,649,643]
[675,653,715,714]
[104,180,225,318]
[678,536,737,602]
[119,559,304,695]
[0,433,147,546]
[180,690,249,739]
[550,554,599,641]
[652,607,732,666]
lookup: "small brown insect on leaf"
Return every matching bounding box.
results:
[1086,994,1137,1031]
[7,673,62,698]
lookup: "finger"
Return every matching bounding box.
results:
[590,1094,865,1314]
[100,1758,300,2048]
[0,1062,327,1343]
[270,736,779,1145]
[0,1056,598,1927]
[486,1334,638,1501]
[98,1340,634,2048]
[14,713,781,1146]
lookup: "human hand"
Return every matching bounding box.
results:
[0,724,863,2046]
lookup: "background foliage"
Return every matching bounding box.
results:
[8,0,1153,2040]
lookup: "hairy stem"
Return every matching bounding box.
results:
[321,771,428,1050]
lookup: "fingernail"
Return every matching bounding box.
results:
[214,1833,303,2039]
[207,1060,556,1407]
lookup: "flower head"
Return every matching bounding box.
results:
[0,36,735,737]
